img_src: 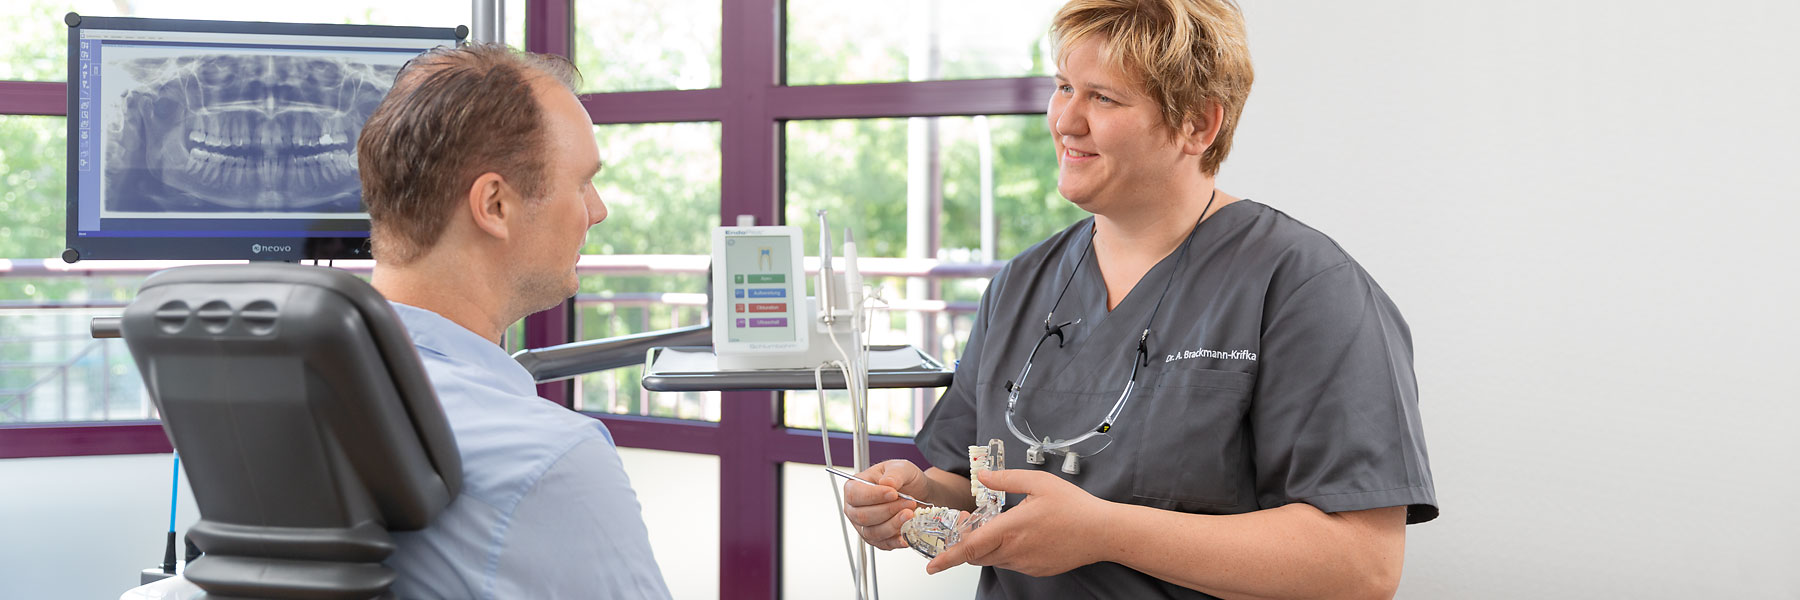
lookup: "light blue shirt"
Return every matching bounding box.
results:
[385,302,671,599]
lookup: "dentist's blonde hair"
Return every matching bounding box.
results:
[1051,0,1253,176]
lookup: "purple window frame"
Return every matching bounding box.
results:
[0,1,1051,597]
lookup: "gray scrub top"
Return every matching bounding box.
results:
[916,200,1437,600]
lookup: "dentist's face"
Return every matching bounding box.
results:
[1047,36,1189,215]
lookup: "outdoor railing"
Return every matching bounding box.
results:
[0,256,1000,428]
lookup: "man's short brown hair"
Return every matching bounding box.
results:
[357,43,582,264]
[1051,0,1254,176]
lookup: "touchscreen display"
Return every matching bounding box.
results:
[722,234,798,343]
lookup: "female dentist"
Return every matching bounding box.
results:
[841,1,1438,598]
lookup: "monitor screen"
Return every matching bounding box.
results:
[63,15,464,262]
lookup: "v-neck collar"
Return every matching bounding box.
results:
[1062,199,1253,339]
[1011,200,1258,393]
[1075,215,1196,317]
[1027,220,1191,383]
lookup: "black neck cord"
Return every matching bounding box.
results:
[1044,189,1219,363]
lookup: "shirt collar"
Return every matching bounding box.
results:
[387,301,537,396]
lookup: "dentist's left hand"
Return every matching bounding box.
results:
[926,469,1110,577]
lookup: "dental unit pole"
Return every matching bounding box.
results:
[471,0,504,45]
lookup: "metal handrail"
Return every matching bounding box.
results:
[513,323,712,383]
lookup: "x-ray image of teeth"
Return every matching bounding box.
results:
[102,54,401,214]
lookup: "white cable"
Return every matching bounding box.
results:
[822,275,888,598]
[827,330,870,599]
[826,282,881,600]
[857,283,891,600]
[818,360,867,600]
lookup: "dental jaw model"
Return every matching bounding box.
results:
[902,439,1005,558]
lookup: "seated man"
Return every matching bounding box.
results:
[356,43,671,598]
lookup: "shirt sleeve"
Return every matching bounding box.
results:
[490,435,674,599]
[1251,261,1438,524]
[914,266,1008,477]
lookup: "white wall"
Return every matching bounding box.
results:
[1228,2,1800,597]
[0,453,200,600]
[617,447,721,600]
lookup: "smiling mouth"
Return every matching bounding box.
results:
[1065,148,1097,158]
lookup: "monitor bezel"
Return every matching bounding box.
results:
[62,14,466,263]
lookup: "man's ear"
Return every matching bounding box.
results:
[466,172,515,241]
[1180,101,1227,156]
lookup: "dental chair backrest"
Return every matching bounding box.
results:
[121,263,461,599]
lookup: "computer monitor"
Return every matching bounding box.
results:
[62,14,466,262]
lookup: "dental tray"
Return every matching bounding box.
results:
[641,345,954,391]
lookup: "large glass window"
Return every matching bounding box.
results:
[0,115,142,426]
[572,0,721,93]
[575,121,722,421]
[584,122,721,256]
[0,1,69,82]
[0,115,64,260]
[780,114,1076,434]
[785,0,1060,86]
[0,306,145,424]
[1,0,520,83]
[784,115,1076,264]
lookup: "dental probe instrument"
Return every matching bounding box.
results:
[824,466,938,508]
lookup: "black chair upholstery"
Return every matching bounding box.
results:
[121,264,461,599]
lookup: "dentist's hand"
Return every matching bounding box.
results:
[926,469,1109,577]
[840,459,931,550]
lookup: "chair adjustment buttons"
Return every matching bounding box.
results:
[241,300,279,336]
[154,300,192,334]
[197,300,233,334]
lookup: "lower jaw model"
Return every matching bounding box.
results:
[902,440,1006,558]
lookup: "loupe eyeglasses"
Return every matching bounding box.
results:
[1002,314,1151,475]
